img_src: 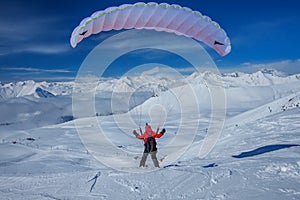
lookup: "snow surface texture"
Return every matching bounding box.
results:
[0,69,300,199]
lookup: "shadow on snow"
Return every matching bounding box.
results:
[202,163,218,168]
[232,144,300,158]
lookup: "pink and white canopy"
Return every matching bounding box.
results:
[70,2,231,56]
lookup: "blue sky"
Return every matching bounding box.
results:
[0,0,300,82]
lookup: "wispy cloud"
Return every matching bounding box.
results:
[175,67,195,74]
[221,59,300,75]
[27,76,76,82]
[0,4,71,56]
[0,44,70,56]
[0,66,75,83]
[1,67,72,73]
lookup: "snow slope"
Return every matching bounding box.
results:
[0,69,300,199]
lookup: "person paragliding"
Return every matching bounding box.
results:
[70,2,232,167]
[133,123,166,168]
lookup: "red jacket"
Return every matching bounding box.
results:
[137,125,163,144]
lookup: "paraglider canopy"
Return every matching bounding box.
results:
[70,2,231,56]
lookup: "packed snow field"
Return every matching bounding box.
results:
[0,69,300,199]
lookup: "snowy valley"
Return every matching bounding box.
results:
[0,69,300,199]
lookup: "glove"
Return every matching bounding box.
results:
[133,130,139,137]
[160,128,166,135]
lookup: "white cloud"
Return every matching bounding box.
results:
[221,59,300,75]
[23,44,70,54]
[0,12,70,56]
[174,67,195,74]
[29,76,75,82]
[1,67,72,73]
[0,67,75,83]
[0,44,70,56]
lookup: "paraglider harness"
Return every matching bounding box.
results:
[144,134,156,153]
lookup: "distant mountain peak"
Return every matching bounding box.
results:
[259,68,286,77]
[35,87,55,98]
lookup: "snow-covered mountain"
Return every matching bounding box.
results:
[35,87,55,98]
[1,68,299,100]
[0,69,299,130]
[0,68,300,199]
[0,80,74,100]
[189,68,300,87]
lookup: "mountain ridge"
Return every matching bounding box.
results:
[1,69,299,100]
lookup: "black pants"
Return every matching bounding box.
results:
[139,151,160,167]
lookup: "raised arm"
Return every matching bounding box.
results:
[153,128,166,138]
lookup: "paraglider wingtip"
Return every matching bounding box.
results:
[70,41,77,48]
[224,46,231,56]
